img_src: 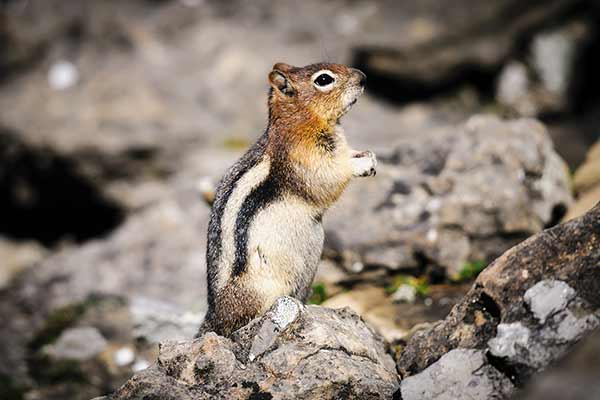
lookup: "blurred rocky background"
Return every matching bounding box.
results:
[0,0,598,399]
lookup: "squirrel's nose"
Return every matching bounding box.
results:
[352,68,367,87]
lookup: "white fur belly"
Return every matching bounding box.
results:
[244,195,324,308]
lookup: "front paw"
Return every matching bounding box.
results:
[351,150,377,177]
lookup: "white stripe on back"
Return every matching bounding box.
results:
[215,156,271,290]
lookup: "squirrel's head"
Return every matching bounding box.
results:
[267,62,366,127]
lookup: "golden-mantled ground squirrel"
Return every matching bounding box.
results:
[198,62,376,337]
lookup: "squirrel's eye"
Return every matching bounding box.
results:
[314,73,335,87]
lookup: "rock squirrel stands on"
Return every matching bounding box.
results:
[198,62,376,337]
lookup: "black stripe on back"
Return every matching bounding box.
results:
[206,133,268,304]
[232,173,281,276]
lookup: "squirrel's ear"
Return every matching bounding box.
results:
[272,62,292,72]
[269,69,295,97]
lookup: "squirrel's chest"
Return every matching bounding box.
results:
[290,130,354,206]
[244,196,324,300]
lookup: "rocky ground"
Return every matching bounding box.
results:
[102,204,600,399]
[0,1,599,399]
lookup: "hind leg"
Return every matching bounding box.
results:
[197,281,263,338]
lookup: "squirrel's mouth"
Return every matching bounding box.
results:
[339,85,364,120]
[340,96,358,118]
[341,97,358,115]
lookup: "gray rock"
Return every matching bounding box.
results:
[487,280,599,372]
[531,20,590,108]
[327,115,572,275]
[396,202,600,395]
[494,299,599,371]
[524,280,576,324]
[109,297,400,400]
[44,326,107,361]
[247,297,303,362]
[488,322,531,359]
[496,61,537,116]
[401,349,513,400]
[129,296,204,343]
[496,19,593,117]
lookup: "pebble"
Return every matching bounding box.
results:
[113,347,136,366]
[48,61,79,90]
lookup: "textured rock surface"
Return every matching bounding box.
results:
[401,349,513,400]
[395,202,600,395]
[327,115,572,275]
[109,297,399,400]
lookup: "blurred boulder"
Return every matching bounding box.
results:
[496,19,595,116]
[43,326,108,361]
[0,0,158,79]
[0,164,213,398]
[530,19,591,112]
[395,202,600,398]
[20,295,160,400]
[326,115,572,276]
[353,0,579,101]
[496,61,536,116]
[0,0,78,76]
[108,297,399,400]
[1,285,202,398]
